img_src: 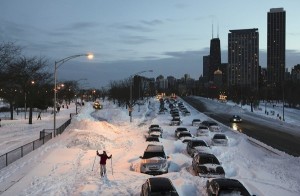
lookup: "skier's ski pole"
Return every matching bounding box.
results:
[111,157,113,175]
[92,152,97,171]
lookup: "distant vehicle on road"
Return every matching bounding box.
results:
[93,101,102,109]
[230,115,243,123]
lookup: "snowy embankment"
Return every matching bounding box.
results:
[0,98,300,196]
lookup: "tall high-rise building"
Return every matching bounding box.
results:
[209,38,221,82]
[203,55,210,82]
[267,8,286,86]
[228,28,259,89]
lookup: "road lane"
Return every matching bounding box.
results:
[183,96,300,157]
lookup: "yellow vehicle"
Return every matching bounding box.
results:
[93,101,102,109]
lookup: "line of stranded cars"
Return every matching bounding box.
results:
[139,98,253,195]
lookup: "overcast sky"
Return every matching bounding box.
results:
[1,0,300,88]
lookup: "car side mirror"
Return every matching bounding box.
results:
[139,156,143,159]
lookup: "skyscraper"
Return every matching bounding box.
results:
[203,55,210,82]
[228,29,259,89]
[267,8,286,86]
[209,38,221,82]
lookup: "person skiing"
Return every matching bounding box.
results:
[96,150,112,177]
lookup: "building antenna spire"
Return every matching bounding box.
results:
[212,21,214,39]
[217,22,219,38]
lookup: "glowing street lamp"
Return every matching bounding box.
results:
[54,53,93,137]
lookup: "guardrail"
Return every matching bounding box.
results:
[0,113,76,171]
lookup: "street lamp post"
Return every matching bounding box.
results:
[129,70,153,122]
[74,78,87,115]
[54,54,93,137]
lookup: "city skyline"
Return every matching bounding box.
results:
[1,0,299,88]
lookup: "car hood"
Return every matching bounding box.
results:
[202,163,220,169]
[149,132,161,136]
[179,136,192,140]
[141,157,166,164]
[194,146,210,152]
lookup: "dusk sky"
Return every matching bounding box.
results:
[1,0,300,88]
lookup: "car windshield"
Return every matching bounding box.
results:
[150,125,159,128]
[214,134,226,139]
[179,133,191,137]
[146,138,159,142]
[192,141,207,147]
[208,122,218,126]
[199,156,220,164]
[143,152,166,159]
[177,128,187,131]
[193,119,200,122]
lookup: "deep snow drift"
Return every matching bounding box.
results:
[0,97,300,196]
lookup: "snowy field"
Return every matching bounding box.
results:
[0,97,300,196]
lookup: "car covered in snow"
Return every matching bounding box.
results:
[148,127,163,134]
[169,116,181,126]
[145,136,160,143]
[206,178,252,196]
[174,127,189,137]
[148,129,162,138]
[141,177,179,196]
[192,119,201,126]
[177,132,194,143]
[149,124,160,129]
[197,125,210,136]
[211,133,228,146]
[186,139,211,157]
[201,120,222,132]
[139,145,169,175]
[192,153,225,178]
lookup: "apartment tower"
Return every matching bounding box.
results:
[267,8,286,86]
[228,29,259,89]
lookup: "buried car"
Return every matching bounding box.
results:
[197,125,210,136]
[139,145,169,175]
[141,177,179,196]
[192,153,225,178]
[145,136,160,143]
[169,117,181,126]
[174,127,189,137]
[177,131,193,143]
[201,121,222,132]
[186,139,211,157]
[206,178,253,196]
[192,119,201,126]
[211,133,228,146]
